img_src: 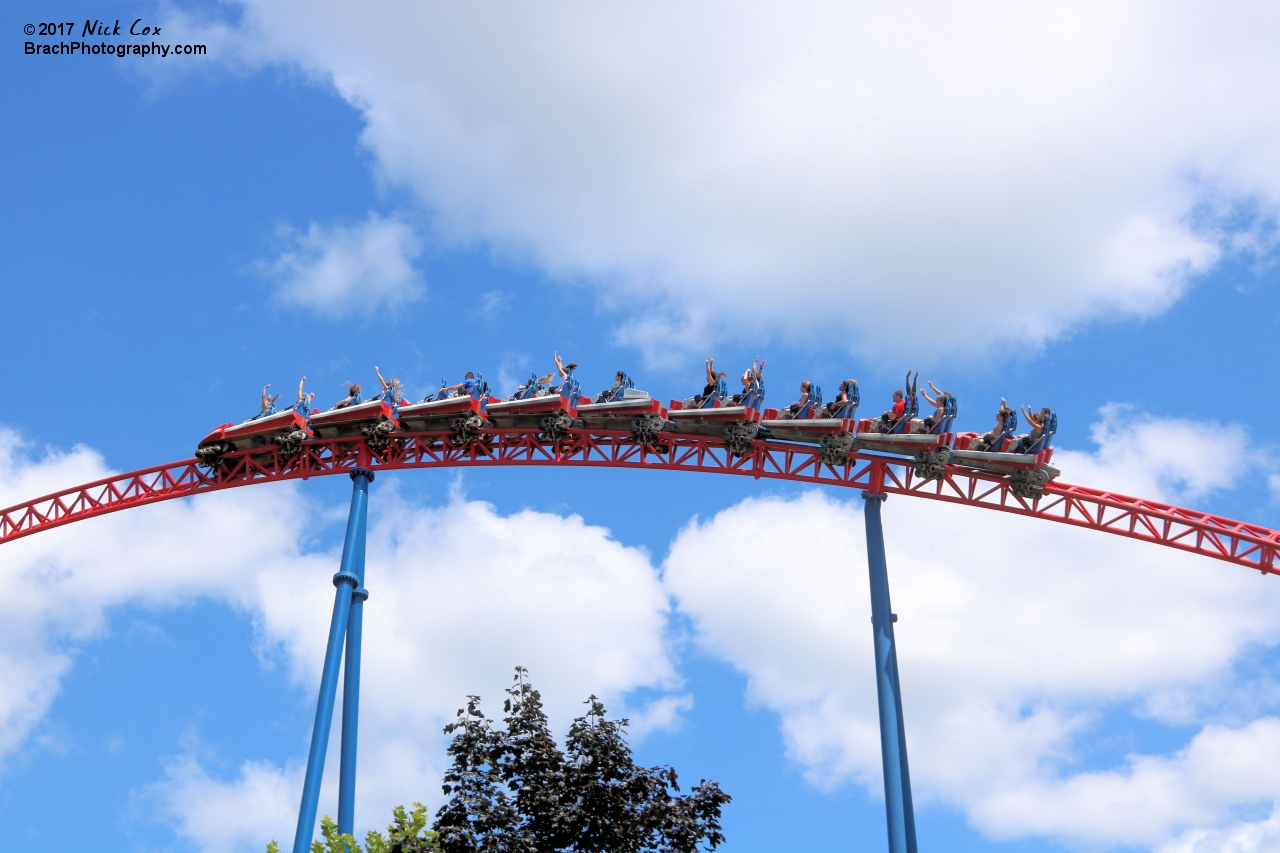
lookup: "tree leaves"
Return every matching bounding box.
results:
[433,668,730,853]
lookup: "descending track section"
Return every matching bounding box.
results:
[2,429,1277,573]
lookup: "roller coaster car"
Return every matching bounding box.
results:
[758,409,859,467]
[850,392,952,479]
[486,374,582,442]
[196,408,312,466]
[397,377,496,444]
[950,411,1060,499]
[576,389,670,450]
[667,391,763,458]
[309,399,400,451]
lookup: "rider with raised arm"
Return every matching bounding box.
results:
[333,382,362,410]
[919,380,952,432]
[695,357,728,407]
[551,352,578,394]
[1011,405,1051,454]
[732,357,765,405]
[374,366,402,405]
[876,371,916,432]
[969,398,1015,451]
[295,376,314,415]
[253,384,282,420]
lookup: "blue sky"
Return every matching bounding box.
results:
[4,2,1280,852]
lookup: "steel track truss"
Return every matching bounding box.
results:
[2,429,1277,573]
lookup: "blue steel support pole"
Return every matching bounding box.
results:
[862,491,919,853]
[291,470,371,853]
[338,469,372,836]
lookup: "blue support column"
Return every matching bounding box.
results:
[338,470,372,836]
[291,469,372,853]
[862,492,918,853]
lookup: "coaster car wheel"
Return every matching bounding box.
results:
[539,413,575,443]
[818,432,856,466]
[1009,468,1048,500]
[194,442,231,469]
[723,422,759,457]
[630,414,667,450]
[912,447,952,481]
[450,415,484,446]
[361,419,396,453]
[275,429,308,460]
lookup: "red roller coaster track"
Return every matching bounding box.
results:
[2,428,1277,573]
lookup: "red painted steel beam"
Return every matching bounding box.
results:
[2,429,1277,573]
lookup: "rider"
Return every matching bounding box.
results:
[919,380,952,433]
[294,376,315,415]
[551,352,578,395]
[969,398,1016,451]
[333,382,362,409]
[823,379,858,418]
[596,370,628,403]
[374,366,402,405]
[695,357,728,407]
[779,381,813,420]
[443,372,479,398]
[1011,405,1051,454]
[731,357,765,405]
[253,384,282,420]
[875,371,917,432]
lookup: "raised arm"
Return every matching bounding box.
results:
[554,352,566,379]
[922,389,940,407]
[375,366,389,390]
[928,380,945,396]
[297,376,307,403]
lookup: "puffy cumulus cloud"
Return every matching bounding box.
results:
[663,412,1280,847]
[1160,807,1280,853]
[153,757,304,853]
[153,491,679,849]
[0,429,318,761]
[0,430,678,850]
[170,1,1280,360]
[262,213,423,316]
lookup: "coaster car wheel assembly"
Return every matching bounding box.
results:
[360,419,396,453]
[630,414,668,451]
[818,432,856,467]
[722,422,759,458]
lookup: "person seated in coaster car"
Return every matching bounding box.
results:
[332,381,362,410]
[917,381,956,434]
[249,384,283,421]
[967,398,1017,451]
[730,357,766,410]
[594,370,634,403]
[687,357,729,409]
[875,371,918,433]
[778,380,819,420]
[508,372,553,401]
[374,366,403,407]
[538,352,578,396]
[430,371,481,401]
[1011,405,1056,454]
[823,379,859,419]
[293,376,315,415]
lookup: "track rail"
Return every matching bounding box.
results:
[2,429,1277,573]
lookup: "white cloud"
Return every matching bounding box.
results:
[263,213,423,316]
[663,411,1280,847]
[0,429,317,761]
[0,430,679,850]
[172,1,1280,360]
